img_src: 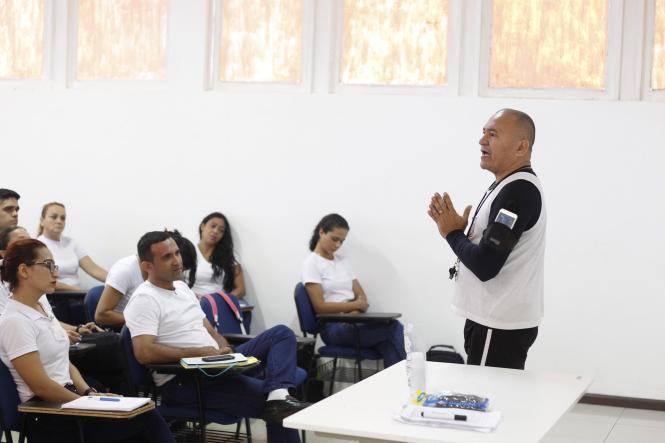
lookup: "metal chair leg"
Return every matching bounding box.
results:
[246,417,252,443]
[329,358,337,396]
[194,377,206,443]
[234,421,241,439]
[301,429,306,443]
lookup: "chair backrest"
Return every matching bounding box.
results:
[84,285,105,323]
[0,358,22,432]
[294,283,318,336]
[200,293,244,334]
[119,326,150,391]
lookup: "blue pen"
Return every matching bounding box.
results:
[99,397,120,402]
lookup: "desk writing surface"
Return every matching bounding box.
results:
[18,400,155,419]
[316,312,402,322]
[284,361,591,443]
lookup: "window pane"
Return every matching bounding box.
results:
[219,0,302,83]
[653,0,665,90]
[490,0,607,89]
[76,0,168,80]
[341,0,448,86]
[0,0,44,79]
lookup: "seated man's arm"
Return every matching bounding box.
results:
[202,318,233,354]
[132,334,221,365]
[95,285,126,326]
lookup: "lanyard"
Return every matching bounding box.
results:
[449,165,532,280]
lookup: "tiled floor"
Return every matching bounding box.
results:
[7,403,665,442]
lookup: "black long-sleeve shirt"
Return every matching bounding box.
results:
[446,174,542,282]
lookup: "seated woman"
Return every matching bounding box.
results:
[0,227,101,343]
[95,230,197,327]
[0,239,174,443]
[36,202,108,291]
[191,212,251,328]
[301,213,406,368]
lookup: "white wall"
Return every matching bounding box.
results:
[2,90,664,400]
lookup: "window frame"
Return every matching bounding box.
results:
[329,0,462,95]
[478,0,624,100]
[205,0,314,93]
[66,0,171,89]
[642,0,665,100]
[0,0,54,89]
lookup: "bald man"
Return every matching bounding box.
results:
[428,109,546,370]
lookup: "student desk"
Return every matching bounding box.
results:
[284,361,592,443]
[316,312,402,322]
[68,342,96,357]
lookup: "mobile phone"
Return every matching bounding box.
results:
[201,355,234,362]
[495,208,518,229]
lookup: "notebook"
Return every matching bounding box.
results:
[62,396,151,412]
[180,353,259,369]
[394,404,502,433]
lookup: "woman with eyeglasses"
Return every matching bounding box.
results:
[37,202,107,291]
[0,239,175,443]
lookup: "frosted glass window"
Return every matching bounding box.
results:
[219,0,302,83]
[340,0,448,86]
[76,0,168,80]
[653,0,665,90]
[489,0,607,89]
[0,0,44,79]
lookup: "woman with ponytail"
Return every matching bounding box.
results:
[301,213,406,368]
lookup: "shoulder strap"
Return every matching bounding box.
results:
[216,291,247,335]
[202,294,218,329]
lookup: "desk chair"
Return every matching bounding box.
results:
[0,360,25,443]
[46,291,86,325]
[200,293,309,441]
[83,285,104,323]
[294,283,381,396]
[119,326,251,443]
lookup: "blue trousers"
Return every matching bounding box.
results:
[161,325,301,443]
[320,320,406,367]
[26,408,175,443]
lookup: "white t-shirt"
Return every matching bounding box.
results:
[124,280,218,386]
[0,284,53,318]
[37,235,87,287]
[301,252,356,303]
[0,298,72,402]
[0,282,10,314]
[190,246,225,296]
[105,255,143,313]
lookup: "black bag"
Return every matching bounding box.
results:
[426,344,465,364]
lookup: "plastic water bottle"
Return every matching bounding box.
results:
[405,324,426,397]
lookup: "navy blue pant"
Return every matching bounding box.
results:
[161,325,301,443]
[320,320,406,367]
[26,408,175,443]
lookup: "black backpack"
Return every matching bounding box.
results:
[426,344,465,364]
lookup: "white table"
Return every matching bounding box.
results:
[285,361,591,442]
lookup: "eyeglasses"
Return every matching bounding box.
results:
[31,260,59,274]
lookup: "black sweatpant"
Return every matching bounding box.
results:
[463,319,538,370]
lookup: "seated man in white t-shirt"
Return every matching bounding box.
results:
[95,230,197,327]
[124,231,308,442]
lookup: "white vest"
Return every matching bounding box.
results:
[452,172,546,330]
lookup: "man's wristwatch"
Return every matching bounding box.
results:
[83,387,98,395]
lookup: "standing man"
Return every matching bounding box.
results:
[0,189,20,230]
[428,109,546,370]
[124,231,309,442]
